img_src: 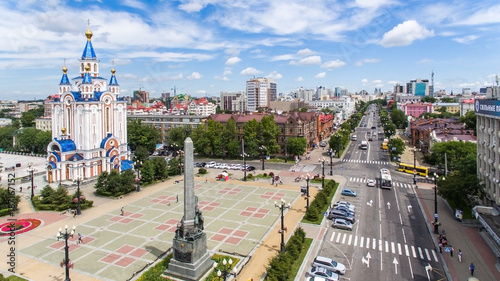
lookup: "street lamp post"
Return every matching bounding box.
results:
[28,162,34,201]
[73,177,82,215]
[328,149,334,176]
[212,258,237,281]
[305,174,311,209]
[413,147,420,185]
[275,199,291,253]
[57,225,76,281]
[318,158,325,190]
[433,173,444,234]
[135,160,142,192]
[259,145,266,170]
[241,139,249,181]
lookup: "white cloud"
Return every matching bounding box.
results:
[296,76,304,82]
[290,55,321,66]
[355,58,380,66]
[456,5,500,25]
[315,72,326,78]
[271,54,295,61]
[418,58,434,63]
[187,72,202,80]
[361,78,369,85]
[122,0,148,10]
[297,48,315,56]
[225,57,241,65]
[453,35,479,44]
[223,67,232,76]
[372,79,383,84]
[266,71,282,80]
[321,60,346,69]
[196,89,207,95]
[380,20,434,47]
[240,67,261,76]
[178,0,206,12]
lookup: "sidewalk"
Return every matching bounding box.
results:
[397,134,500,281]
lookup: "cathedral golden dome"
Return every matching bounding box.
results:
[85,27,93,41]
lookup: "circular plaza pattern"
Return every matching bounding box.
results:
[0,218,42,236]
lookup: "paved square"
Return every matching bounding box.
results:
[20,179,299,281]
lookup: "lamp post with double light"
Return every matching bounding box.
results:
[259,145,266,170]
[28,162,35,201]
[73,177,82,215]
[327,148,335,176]
[433,173,444,234]
[305,174,311,209]
[135,160,142,192]
[318,158,325,189]
[57,225,76,281]
[413,147,420,185]
[212,258,237,281]
[275,199,291,253]
[241,139,249,181]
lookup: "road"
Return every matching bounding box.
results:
[315,106,446,281]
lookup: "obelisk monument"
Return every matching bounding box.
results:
[165,137,212,280]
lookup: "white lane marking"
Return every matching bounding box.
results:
[391,242,395,254]
[425,248,431,261]
[348,234,353,245]
[342,233,347,244]
[373,238,376,250]
[379,239,383,251]
[405,244,410,256]
[354,235,358,247]
[330,232,335,242]
[432,250,438,262]
[411,246,417,258]
[385,241,389,252]
[336,233,342,243]
[360,236,364,248]
[418,247,424,259]
[398,243,402,255]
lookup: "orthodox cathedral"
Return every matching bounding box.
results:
[46,26,132,183]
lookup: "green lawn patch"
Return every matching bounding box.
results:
[289,238,313,280]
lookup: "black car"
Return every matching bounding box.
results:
[194,162,206,167]
[243,165,256,171]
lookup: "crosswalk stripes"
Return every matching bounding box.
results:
[347,177,414,189]
[329,232,439,262]
[341,159,391,165]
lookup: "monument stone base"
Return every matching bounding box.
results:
[164,233,213,281]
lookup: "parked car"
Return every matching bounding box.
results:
[333,202,355,211]
[305,277,326,281]
[327,209,355,223]
[319,141,327,147]
[306,266,339,281]
[333,206,355,216]
[366,179,376,187]
[341,189,357,197]
[332,218,353,231]
[312,256,347,275]
[206,161,216,168]
[243,165,255,171]
[219,163,228,170]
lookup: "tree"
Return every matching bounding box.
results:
[20,112,36,127]
[127,119,161,153]
[422,96,437,103]
[286,137,307,158]
[35,130,52,154]
[383,122,397,138]
[438,154,483,208]
[140,160,156,184]
[440,97,456,103]
[150,157,168,181]
[0,188,20,211]
[0,126,16,151]
[390,108,407,129]
[459,110,476,134]
[425,141,476,171]
[387,138,406,161]
[242,119,260,157]
[167,126,190,149]
[133,146,149,163]
[15,127,38,152]
[260,115,280,154]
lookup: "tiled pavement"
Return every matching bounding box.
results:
[12,178,298,281]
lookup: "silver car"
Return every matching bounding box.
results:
[312,256,347,275]
[306,266,339,281]
[332,218,353,231]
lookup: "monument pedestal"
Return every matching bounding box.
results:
[165,233,213,280]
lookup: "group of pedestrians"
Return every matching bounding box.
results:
[437,231,474,276]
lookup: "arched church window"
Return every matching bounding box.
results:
[94,63,97,72]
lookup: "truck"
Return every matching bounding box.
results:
[359,141,368,150]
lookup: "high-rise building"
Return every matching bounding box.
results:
[246,77,276,112]
[46,25,131,183]
[407,79,430,97]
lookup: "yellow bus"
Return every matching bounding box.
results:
[397,163,428,176]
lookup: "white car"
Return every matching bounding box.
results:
[219,163,228,170]
[367,179,376,187]
[205,161,216,168]
[232,164,242,170]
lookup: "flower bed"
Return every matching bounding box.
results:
[0,219,42,236]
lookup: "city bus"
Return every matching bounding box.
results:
[397,163,429,177]
[380,168,392,189]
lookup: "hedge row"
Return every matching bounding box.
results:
[304,180,337,223]
[265,227,306,280]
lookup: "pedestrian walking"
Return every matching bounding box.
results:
[450,245,454,257]
[77,233,83,244]
[439,242,443,253]
[176,195,178,203]
[73,209,77,218]
[469,263,475,276]
[19,186,22,192]
[458,249,462,262]
[120,207,124,216]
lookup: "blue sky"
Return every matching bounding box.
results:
[1,0,500,101]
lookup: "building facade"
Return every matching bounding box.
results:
[46,26,131,183]
[246,78,276,112]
